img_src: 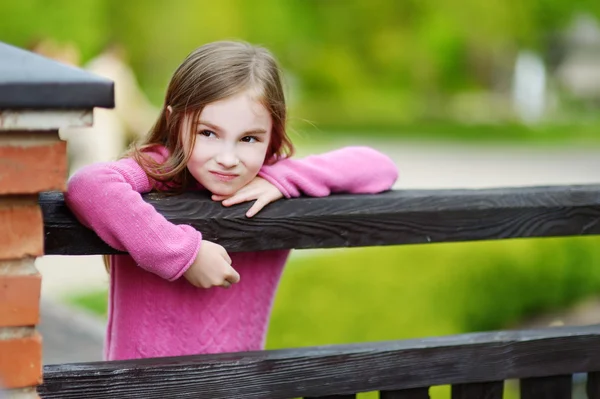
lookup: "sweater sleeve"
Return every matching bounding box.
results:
[64,156,201,281]
[257,146,398,198]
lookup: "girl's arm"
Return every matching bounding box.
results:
[64,155,201,281]
[258,146,398,198]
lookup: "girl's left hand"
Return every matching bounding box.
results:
[212,177,283,218]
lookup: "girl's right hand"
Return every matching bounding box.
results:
[184,241,240,289]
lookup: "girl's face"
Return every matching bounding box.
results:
[184,90,272,196]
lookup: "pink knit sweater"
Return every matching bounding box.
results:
[65,146,398,360]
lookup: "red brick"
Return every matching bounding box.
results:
[0,132,67,194]
[0,332,42,389]
[0,199,43,260]
[0,274,41,327]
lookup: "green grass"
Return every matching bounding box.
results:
[67,288,109,317]
[68,236,600,398]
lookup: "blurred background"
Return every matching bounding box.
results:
[3,0,600,397]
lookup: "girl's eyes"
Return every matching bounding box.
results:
[241,136,259,143]
[198,129,216,138]
[198,130,259,143]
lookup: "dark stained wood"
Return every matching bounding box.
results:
[38,325,600,399]
[451,382,503,399]
[40,184,600,255]
[520,375,572,399]
[380,388,430,398]
[587,372,600,399]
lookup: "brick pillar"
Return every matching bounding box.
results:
[0,130,67,398]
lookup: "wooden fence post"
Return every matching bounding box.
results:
[0,42,113,398]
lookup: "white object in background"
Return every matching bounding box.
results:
[512,50,547,124]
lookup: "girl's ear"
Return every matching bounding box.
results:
[165,105,173,121]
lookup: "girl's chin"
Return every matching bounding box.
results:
[207,188,235,197]
[204,183,241,197]
[198,176,251,196]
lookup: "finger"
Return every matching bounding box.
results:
[246,197,270,218]
[222,189,260,207]
[211,194,230,201]
[198,278,212,289]
[226,268,241,284]
[221,280,231,289]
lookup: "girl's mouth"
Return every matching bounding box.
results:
[210,171,238,182]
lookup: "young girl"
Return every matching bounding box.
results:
[65,40,398,361]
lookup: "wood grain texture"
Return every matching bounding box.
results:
[451,382,503,399]
[520,375,572,399]
[40,185,600,255]
[38,325,600,399]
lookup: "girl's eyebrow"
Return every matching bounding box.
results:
[198,120,267,136]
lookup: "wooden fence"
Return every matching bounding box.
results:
[37,186,600,398]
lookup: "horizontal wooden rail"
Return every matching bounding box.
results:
[41,184,600,255]
[38,324,600,398]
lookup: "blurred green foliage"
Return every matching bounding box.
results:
[2,0,600,131]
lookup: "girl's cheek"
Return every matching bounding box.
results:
[191,142,218,163]
[241,145,268,165]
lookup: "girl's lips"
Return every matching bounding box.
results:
[210,171,238,182]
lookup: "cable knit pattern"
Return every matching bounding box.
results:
[65,145,398,360]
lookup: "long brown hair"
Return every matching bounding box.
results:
[104,41,295,272]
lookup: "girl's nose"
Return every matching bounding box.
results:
[215,150,240,168]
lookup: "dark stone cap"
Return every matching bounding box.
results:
[0,41,114,110]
